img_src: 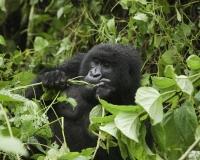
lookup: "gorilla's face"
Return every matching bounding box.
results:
[84,58,112,84]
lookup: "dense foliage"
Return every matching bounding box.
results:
[0,0,200,159]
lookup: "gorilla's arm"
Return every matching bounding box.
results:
[25,53,85,99]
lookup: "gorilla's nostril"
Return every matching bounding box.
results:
[93,73,101,77]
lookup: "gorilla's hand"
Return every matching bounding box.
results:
[42,70,67,89]
[94,78,115,100]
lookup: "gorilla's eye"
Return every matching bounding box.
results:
[103,63,110,69]
[92,59,99,65]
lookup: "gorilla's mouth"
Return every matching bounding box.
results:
[84,76,101,85]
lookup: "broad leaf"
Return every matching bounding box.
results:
[89,105,103,124]
[99,99,143,115]
[119,126,156,160]
[115,112,141,142]
[186,55,200,70]
[152,77,176,88]
[57,7,63,19]
[0,89,28,102]
[0,136,28,156]
[133,13,148,22]
[162,49,176,64]
[164,65,176,79]
[100,122,117,138]
[175,75,194,95]
[154,34,162,48]
[162,110,183,159]
[181,23,191,36]
[151,123,166,153]
[57,97,77,107]
[194,91,200,106]
[135,87,163,125]
[0,35,6,46]
[174,101,198,145]
[175,8,181,21]
[0,57,3,67]
[195,126,200,140]
[92,115,115,123]
[34,36,49,51]
[107,18,116,34]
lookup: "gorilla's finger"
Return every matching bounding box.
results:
[60,84,66,90]
[48,77,55,88]
[94,82,105,89]
[54,75,61,88]
[60,71,67,84]
[42,72,50,87]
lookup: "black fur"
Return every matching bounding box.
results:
[26,44,142,159]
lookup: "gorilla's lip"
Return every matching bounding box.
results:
[84,77,101,85]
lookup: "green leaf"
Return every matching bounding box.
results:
[115,112,141,142]
[11,50,23,65]
[152,77,176,88]
[120,0,128,5]
[135,87,163,125]
[175,75,194,95]
[107,18,116,34]
[175,101,198,145]
[117,133,128,159]
[92,115,115,123]
[99,99,143,115]
[135,0,147,5]
[118,126,156,160]
[56,37,70,55]
[156,0,170,13]
[1,127,21,137]
[25,100,41,114]
[154,34,162,48]
[89,105,103,124]
[0,89,28,102]
[164,65,176,79]
[57,97,77,107]
[175,8,181,21]
[0,0,6,12]
[195,126,200,140]
[151,123,166,153]
[161,110,183,159]
[194,91,200,106]
[141,73,150,86]
[34,36,49,51]
[0,35,6,46]
[57,7,63,19]
[0,136,28,156]
[161,49,176,64]
[186,55,200,70]
[58,152,82,160]
[0,57,3,67]
[181,23,191,36]
[133,13,148,22]
[12,71,36,85]
[100,122,117,138]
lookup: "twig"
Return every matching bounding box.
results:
[179,137,200,160]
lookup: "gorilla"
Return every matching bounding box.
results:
[25,43,142,159]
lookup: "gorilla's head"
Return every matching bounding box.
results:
[79,43,141,93]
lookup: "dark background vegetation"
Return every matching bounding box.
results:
[0,0,200,159]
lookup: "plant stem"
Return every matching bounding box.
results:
[179,137,200,160]
[0,103,20,160]
[9,82,42,92]
[92,106,105,159]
